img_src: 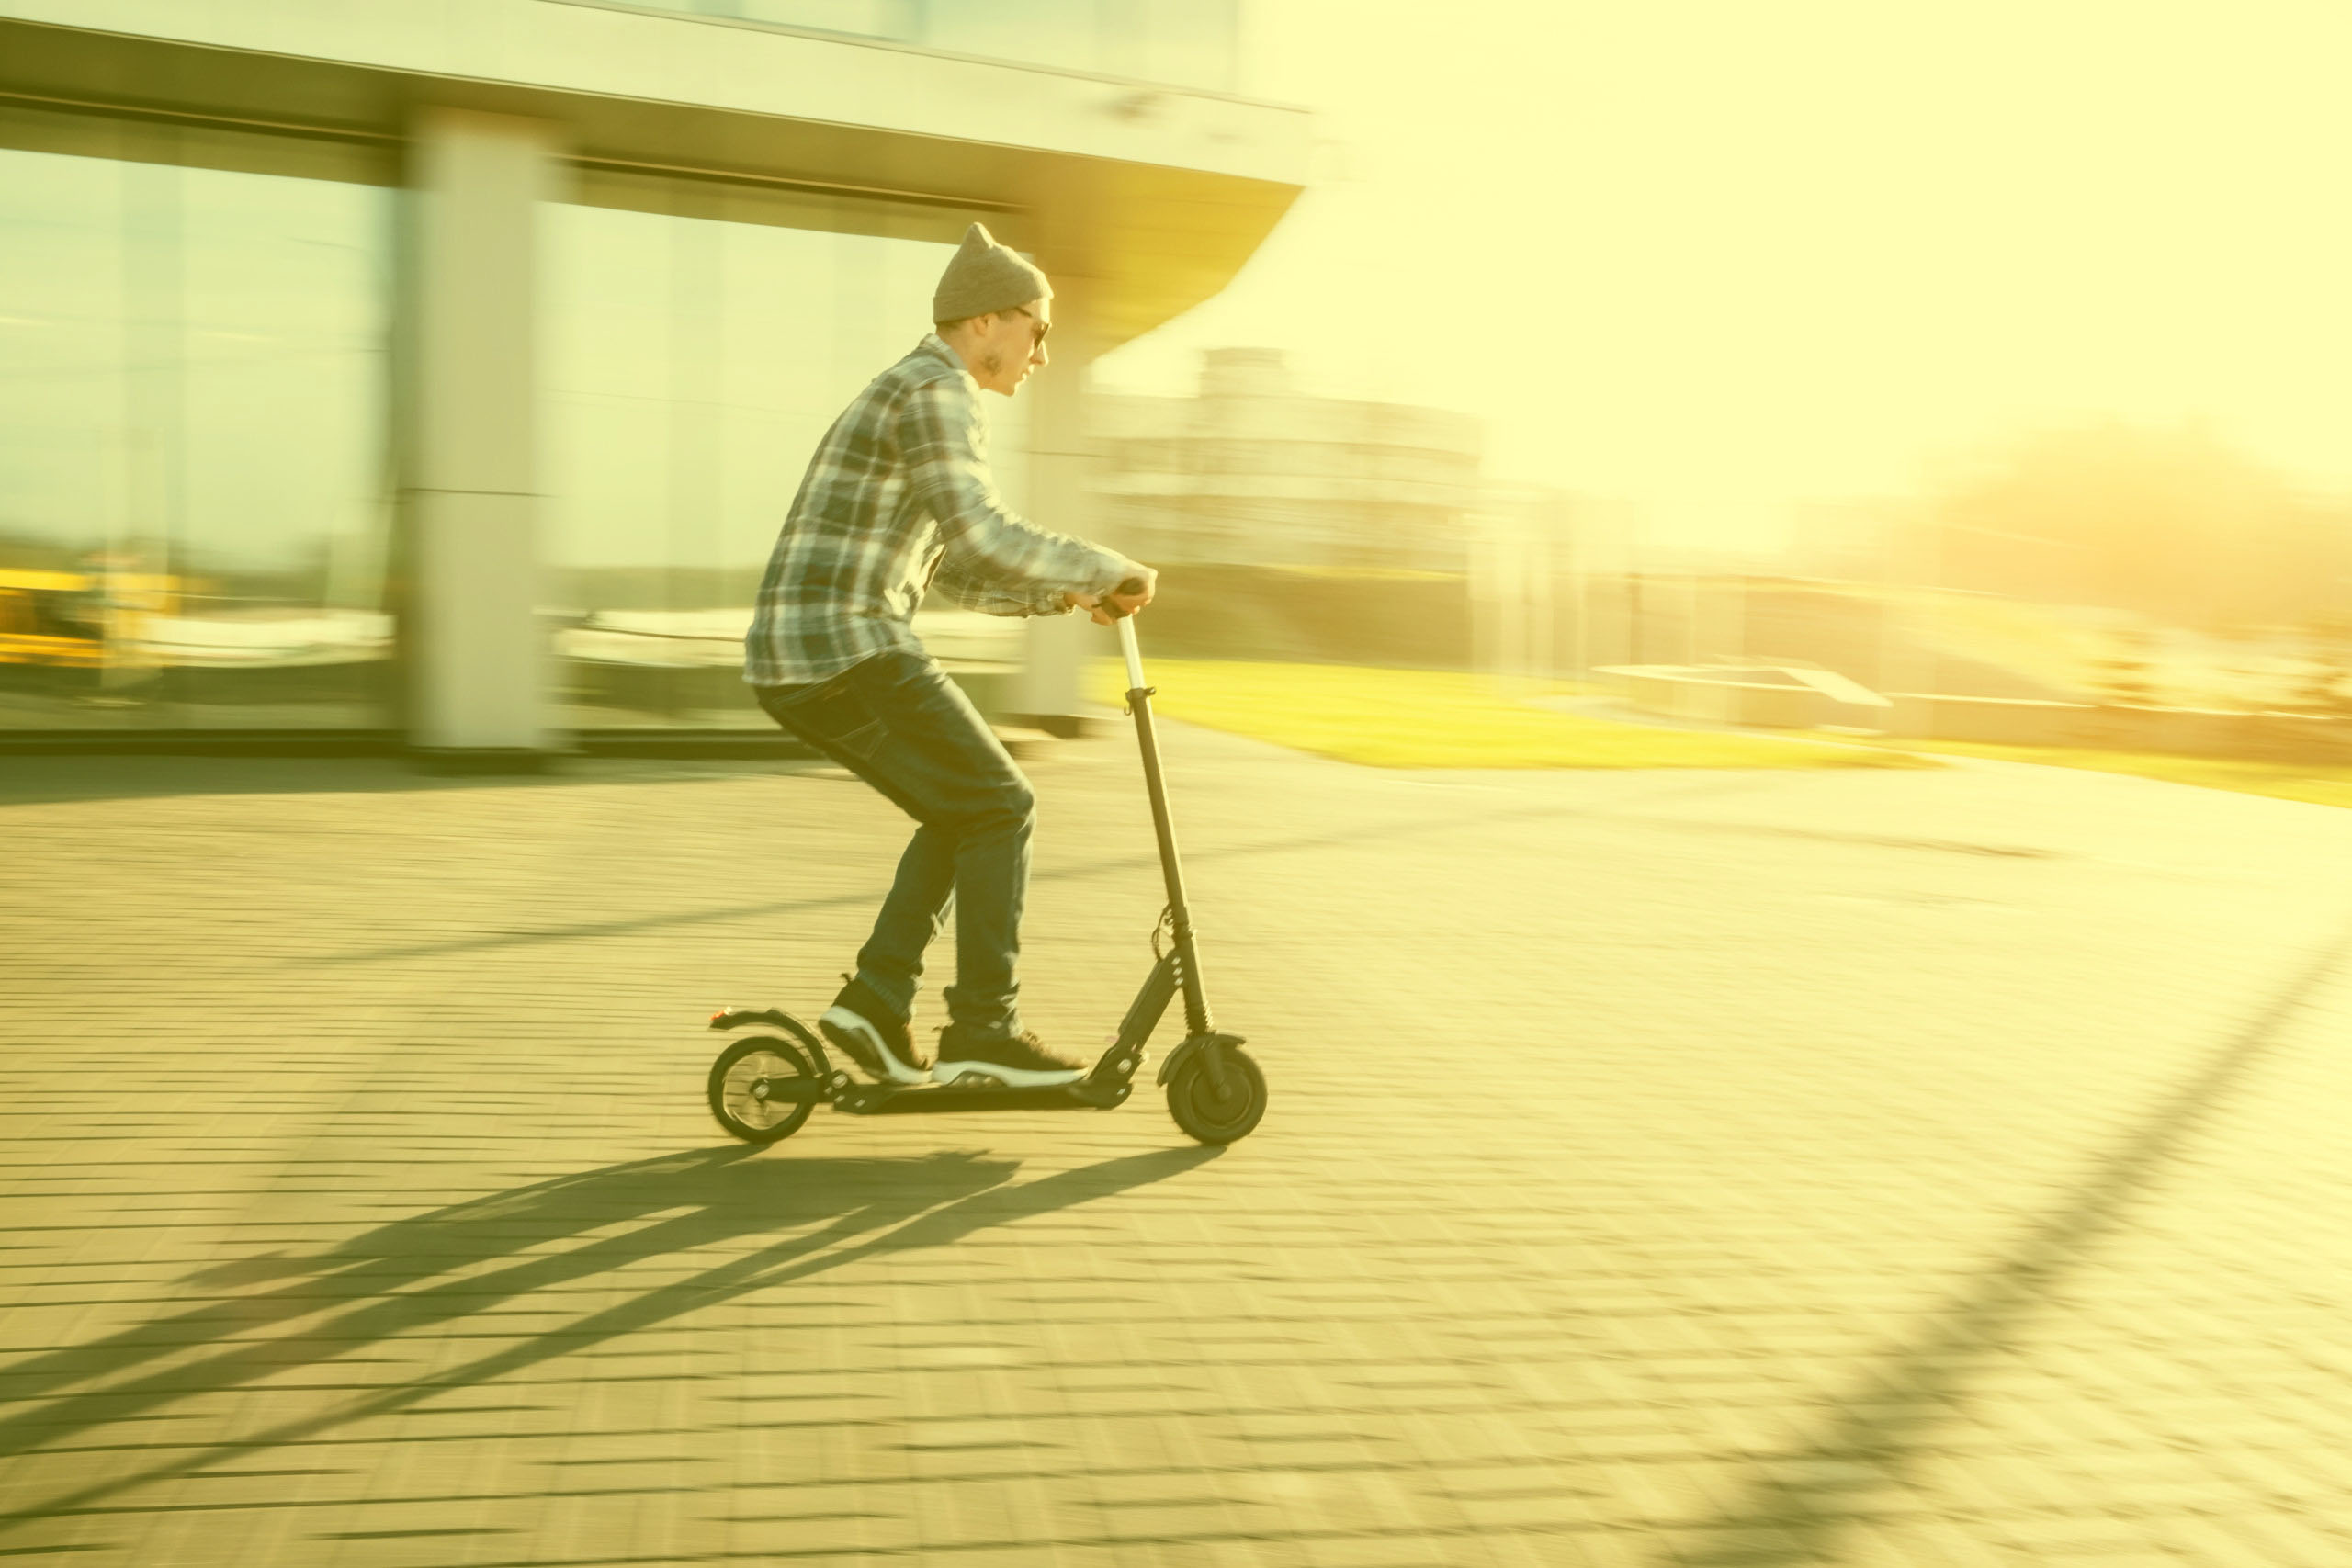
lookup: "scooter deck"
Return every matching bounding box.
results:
[837,1077,1131,1115]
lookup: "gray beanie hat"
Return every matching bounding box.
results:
[933,223,1051,323]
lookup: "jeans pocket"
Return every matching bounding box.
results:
[763,675,888,763]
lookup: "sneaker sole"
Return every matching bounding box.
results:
[931,1058,1086,1089]
[820,1009,928,1085]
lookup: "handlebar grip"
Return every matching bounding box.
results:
[1099,577,1148,619]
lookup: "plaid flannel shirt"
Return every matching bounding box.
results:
[744,334,1138,688]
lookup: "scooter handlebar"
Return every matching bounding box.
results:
[1096,577,1148,619]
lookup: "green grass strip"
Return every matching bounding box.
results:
[1091,659,1936,772]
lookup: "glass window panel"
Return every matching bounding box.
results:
[1148,0,1238,92]
[545,185,1033,729]
[923,0,1102,74]
[607,0,919,47]
[730,0,915,37]
[595,0,1236,89]
[0,111,393,730]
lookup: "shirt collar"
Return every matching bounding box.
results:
[920,332,978,390]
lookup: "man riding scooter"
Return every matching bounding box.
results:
[745,224,1155,1091]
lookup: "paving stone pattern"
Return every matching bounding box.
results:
[4,719,2351,1567]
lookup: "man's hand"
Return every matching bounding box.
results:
[1066,569,1156,626]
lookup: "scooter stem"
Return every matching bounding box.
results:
[1116,615,1146,691]
[1112,609,1215,1037]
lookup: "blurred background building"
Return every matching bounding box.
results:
[1787,498,1908,584]
[0,0,1306,761]
[1087,347,1482,571]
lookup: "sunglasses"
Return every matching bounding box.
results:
[1010,304,1052,344]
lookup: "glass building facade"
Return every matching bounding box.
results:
[0,0,1304,756]
[0,107,396,730]
[0,112,1046,736]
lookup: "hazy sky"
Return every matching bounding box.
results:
[1096,0,2352,556]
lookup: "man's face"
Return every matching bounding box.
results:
[971,300,1052,396]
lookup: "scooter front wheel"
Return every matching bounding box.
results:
[707,1033,820,1144]
[1166,1045,1267,1145]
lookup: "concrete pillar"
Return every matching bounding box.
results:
[401,108,560,764]
[1015,276,1106,729]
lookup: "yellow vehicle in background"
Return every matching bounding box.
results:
[0,566,177,671]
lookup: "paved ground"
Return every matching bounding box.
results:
[4,717,2351,1567]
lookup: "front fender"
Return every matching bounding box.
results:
[1155,1031,1249,1087]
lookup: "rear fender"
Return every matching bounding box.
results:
[708,1008,834,1075]
[709,1007,801,1033]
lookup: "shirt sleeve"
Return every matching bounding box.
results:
[900,376,1141,606]
[929,555,1069,617]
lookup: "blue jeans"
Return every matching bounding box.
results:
[754,649,1034,1037]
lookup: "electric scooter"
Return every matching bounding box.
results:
[702,583,1268,1147]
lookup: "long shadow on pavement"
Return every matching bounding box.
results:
[0,1141,1219,1532]
[1679,923,2351,1567]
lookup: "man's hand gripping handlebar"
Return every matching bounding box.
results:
[1067,572,1154,625]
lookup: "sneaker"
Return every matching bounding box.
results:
[819,975,928,1085]
[933,1026,1088,1088]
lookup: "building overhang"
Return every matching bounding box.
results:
[0,0,1309,346]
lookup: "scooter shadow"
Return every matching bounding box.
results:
[186,1143,949,1287]
[0,1142,1222,1488]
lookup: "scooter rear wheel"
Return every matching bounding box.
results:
[707,1033,820,1144]
[1166,1045,1267,1145]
